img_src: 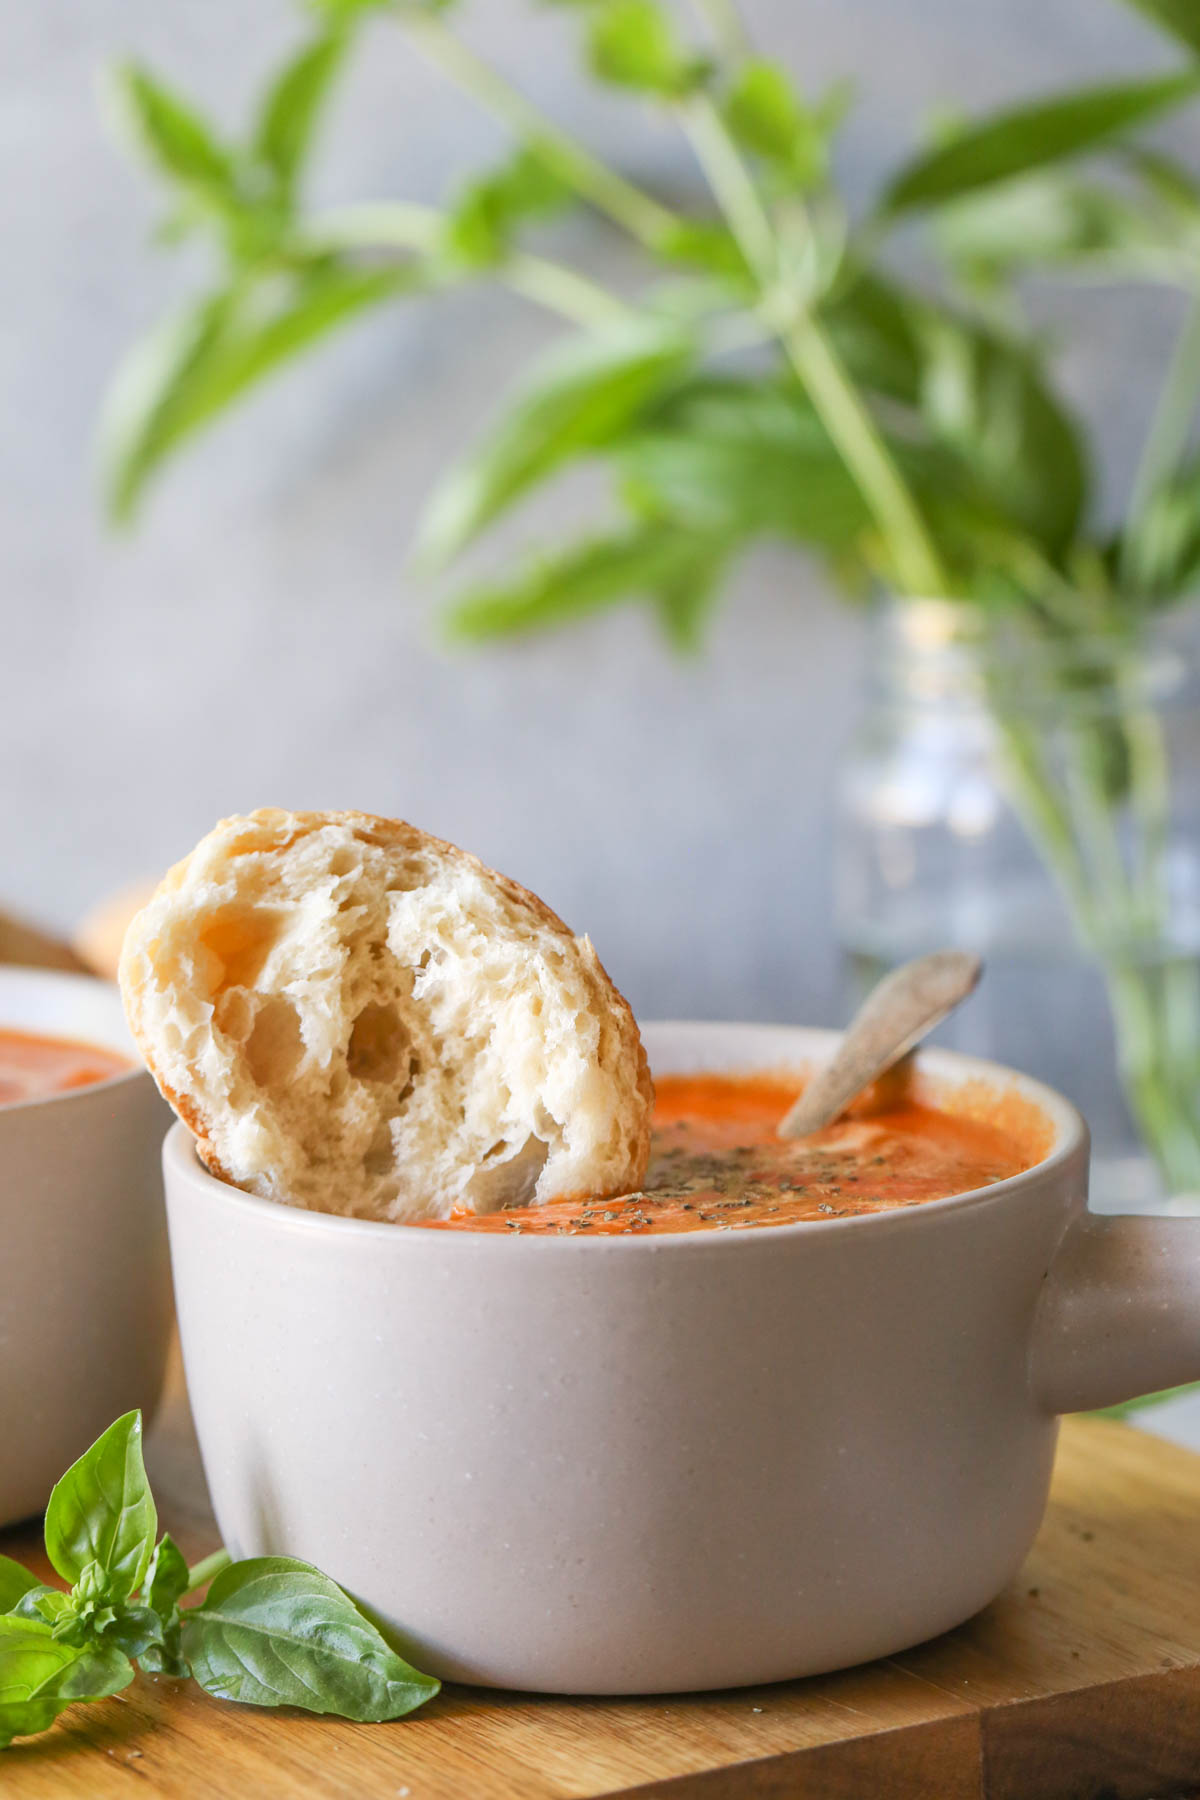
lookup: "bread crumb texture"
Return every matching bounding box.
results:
[119,810,653,1222]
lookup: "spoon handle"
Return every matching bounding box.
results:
[778,950,983,1139]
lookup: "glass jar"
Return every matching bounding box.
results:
[835,598,1200,1212]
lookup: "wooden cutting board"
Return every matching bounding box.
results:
[3,1364,1200,1800]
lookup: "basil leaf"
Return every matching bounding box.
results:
[43,1412,156,1602]
[107,64,236,197]
[102,1607,165,1661]
[417,321,693,566]
[313,0,397,17]
[1123,145,1200,216]
[915,317,1087,555]
[51,1562,120,1645]
[936,169,1185,284]
[657,218,748,278]
[1121,454,1200,599]
[0,1559,39,1615]
[182,1558,439,1721]
[0,1619,133,1749]
[618,378,871,544]
[254,27,349,197]
[585,0,707,96]
[723,61,826,186]
[1119,0,1200,58]
[145,1534,190,1621]
[100,264,409,524]
[138,1635,189,1679]
[443,521,732,642]
[825,271,1087,555]
[446,146,572,268]
[8,1587,68,1627]
[138,1533,191,1676]
[882,73,1200,214]
[650,550,729,652]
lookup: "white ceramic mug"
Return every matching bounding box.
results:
[0,967,175,1527]
[163,1021,1200,1694]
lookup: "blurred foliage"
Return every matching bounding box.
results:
[101,0,1200,645]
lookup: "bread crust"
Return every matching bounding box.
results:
[120,809,653,1220]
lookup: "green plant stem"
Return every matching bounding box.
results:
[984,638,1200,1195]
[184,1550,231,1596]
[1122,288,1200,588]
[989,707,1098,934]
[680,94,950,597]
[1118,665,1172,930]
[398,10,677,252]
[309,202,630,328]
[782,313,950,593]
[680,93,776,278]
[499,252,630,327]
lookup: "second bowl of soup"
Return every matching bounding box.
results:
[0,967,174,1525]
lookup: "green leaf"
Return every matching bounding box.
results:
[53,1562,120,1644]
[107,64,236,197]
[1121,454,1200,598]
[723,60,824,185]
[100,264,408,524]
[8,1587,67,1628]
[1117,0,1200,58]
[882,72,1200,214]
[586,0,707,96]
[443,522,728,641]
[138,1640,188,1678]
[44,1413,156,1605]
[915,316,1088,554]
[825,271,1087,555]
[309,0,397,17]
[1121,145,1200,217]
[814,77,856,139]
[651,552,728,651]
[181,1557,439,1721]
[145,1535,190,1621]
[824,270,925,405]
[936,169,1190,284]
[0,1619,133,1749]
[656,218,748,278]
[0,1561,39,1616]
[446,145,572,268]
[103,1607,164,1661]
[617,379,870,544]
[138,1533,191,1676]
[254,28,349,196]
[100,293,233,522]
[417,321,693,566]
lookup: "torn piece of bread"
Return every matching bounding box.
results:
[119,809,653,1223]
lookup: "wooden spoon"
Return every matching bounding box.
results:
[777,950,983,1139]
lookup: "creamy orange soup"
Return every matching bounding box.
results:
[421,1071,1046,1236]
[0,1028,130,1107]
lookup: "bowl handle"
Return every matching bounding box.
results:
[1031,1211,1200,1415]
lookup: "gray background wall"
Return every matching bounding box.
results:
[0,0,1187,1029]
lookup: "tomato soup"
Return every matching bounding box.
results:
[0,1028,131,1107]
[423,1071,1046,1236]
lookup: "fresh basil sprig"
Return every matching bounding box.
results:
[0,1412,438,1749]
[182,1558,440,1720]
[101,0,1200,641]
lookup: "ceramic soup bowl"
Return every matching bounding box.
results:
[163,1020,1200,1695]
[0,967,174,1526]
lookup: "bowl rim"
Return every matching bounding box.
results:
[0,966,147,1112]
[162,1019,1088,1251]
